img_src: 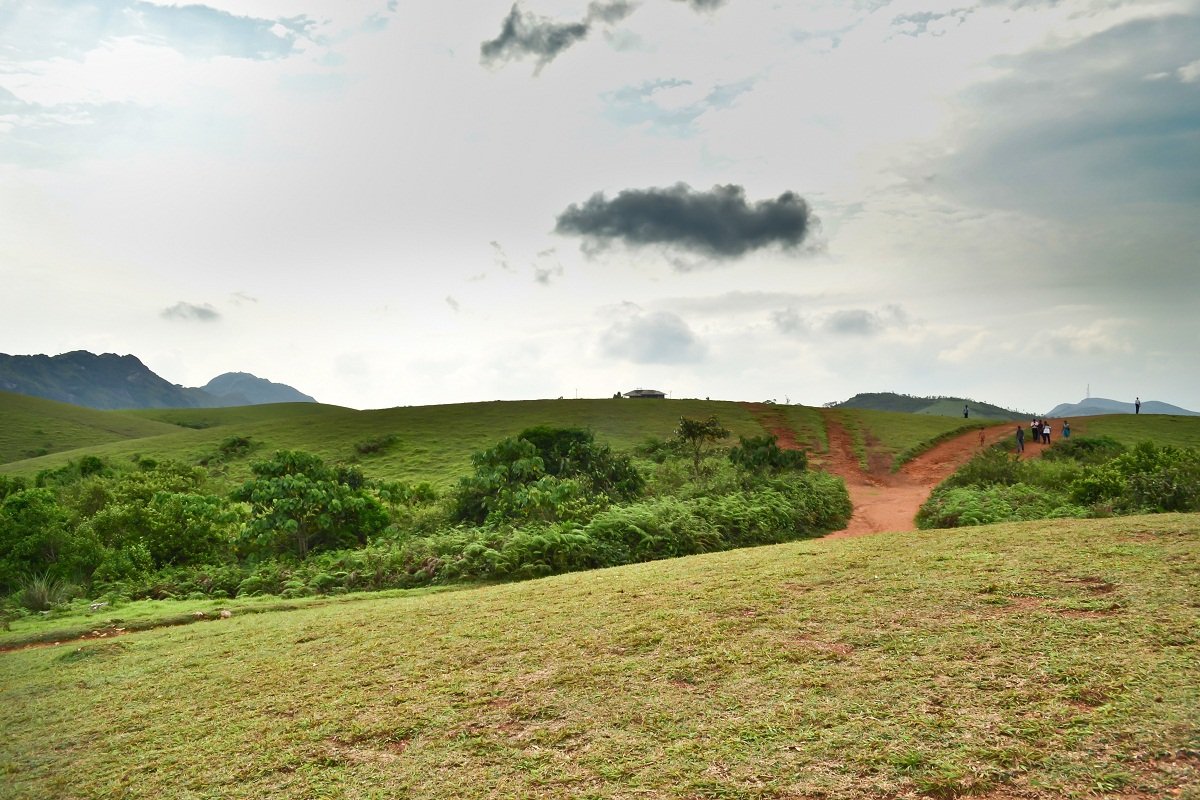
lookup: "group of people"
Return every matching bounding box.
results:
[1015,418,1070,453]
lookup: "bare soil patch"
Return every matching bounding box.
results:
[811,411,1035,538]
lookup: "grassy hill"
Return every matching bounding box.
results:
[5,393,1198,490]
[0,395,1018,487]
[1070,414,1200,451]
[1,513,1195,798]
[0,391,183,463]
[834,392,1026,421]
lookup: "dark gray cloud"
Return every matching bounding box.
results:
[161,301,220,322]
[480,2,634,71]
[601,310,706,364]
[555,183,817,260]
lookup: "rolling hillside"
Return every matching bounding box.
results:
[0,394,1007,488]
[2,514,1195,798]
[0,391,183,464]
[832,392,1026,420]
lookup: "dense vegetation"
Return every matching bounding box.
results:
[917,436,1200,528]
[0,420,850,613]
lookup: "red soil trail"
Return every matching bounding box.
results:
[744,403,1045,538]
[821,413,1051,537]
[742,403,806,451]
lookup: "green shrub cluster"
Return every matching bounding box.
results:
[918,437,1200,529]
[2,420,850,610]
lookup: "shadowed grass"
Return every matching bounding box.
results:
[1,514,1196,798]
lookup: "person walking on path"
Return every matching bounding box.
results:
[1062,420,1071,439]
[1042,421,1051,445]
[1135,397,1141,414]
[1016,425,1025,454]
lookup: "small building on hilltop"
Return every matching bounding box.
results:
[623,388,666,399]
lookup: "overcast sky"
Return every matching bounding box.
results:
[2,0,1197,412]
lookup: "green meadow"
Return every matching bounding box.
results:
[1,393,1026,486]
[1,514,1196,798]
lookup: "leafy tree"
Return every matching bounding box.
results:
[729,434,807,477]
[233,451,388,559]
[675,416,731,477]
[452,428,643,525]
[0,489,102,592]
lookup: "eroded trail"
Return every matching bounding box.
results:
[744,403,1035,538]
[820,412,1040,537]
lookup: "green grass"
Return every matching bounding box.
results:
[0,587,466,650]
[1,398,768,488]
[4,392,1197,492]
[0,391,180,463]
[1073,414,1200,451]
[1,513,1195,798]
[831,408,999,471]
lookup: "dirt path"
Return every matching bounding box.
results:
[744,403,1045,538]
[820,412,1051,537]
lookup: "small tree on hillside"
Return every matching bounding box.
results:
[233,451,388,559]
[676,416,730,477]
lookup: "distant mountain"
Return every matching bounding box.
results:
[1045,397,1199,417]
[830,392,1026,421]
[202,372,316,405]
[0,351,316,410]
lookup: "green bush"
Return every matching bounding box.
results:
[917,484,1086,529]
[1070,442,1200,513]
[1042,436,1127,466]
[941,447,1023,488]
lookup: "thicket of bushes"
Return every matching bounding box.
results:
[917,437,1200,528]
[0,422,851,612]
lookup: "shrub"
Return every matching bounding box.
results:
[941,447,1024,489]
[1042,436,1127,466]
[354,434,399,455]
[1070,442,1200,513]
[917,484,1086,529]
[729,434,807,478]
[17,572,74,611]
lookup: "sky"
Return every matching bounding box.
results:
[1,0,1198,413]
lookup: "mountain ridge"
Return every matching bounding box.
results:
[1045,397,1198,417]
[0,351,316,410]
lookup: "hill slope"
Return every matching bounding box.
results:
[1,514,1195,798]
[0,391,184,463]
[833,392,1025,420]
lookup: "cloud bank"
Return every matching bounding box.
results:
[555,183,817,260]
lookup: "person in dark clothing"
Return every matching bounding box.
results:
[963,404,969,419]
[1135,397,1141,414]
[1016,425,1025,453]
